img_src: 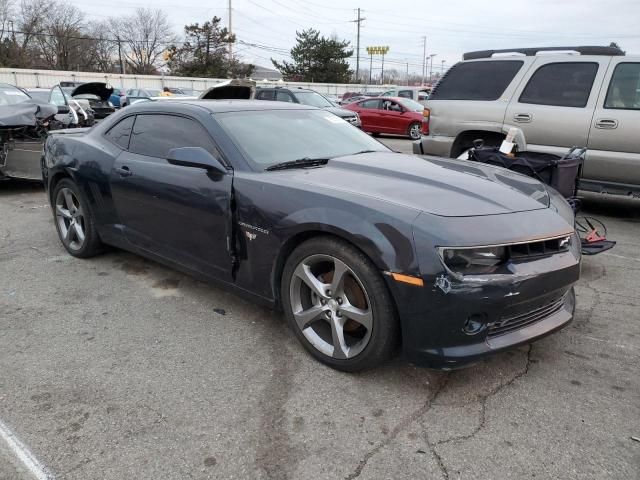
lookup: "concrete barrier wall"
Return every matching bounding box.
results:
[0,68,391,96]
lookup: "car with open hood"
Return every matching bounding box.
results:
[42,100,580,372]
[66,82,115,119]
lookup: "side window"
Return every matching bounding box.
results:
[381,91,394,97]
[276,91,294,102]
[382,100,402,111]
[360,99,380,109]
[519,62,598,108]
[105,115,135,149]
[256,90,275,100]
[430,60,524,101]
[49,87,66,106]
[128,89,137,96]
[129,115,218,159]
[604,62,640,110]
[398,90,413,98]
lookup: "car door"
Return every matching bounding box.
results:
[356,99,382,131]
[109,113,233,280]
[50,86,75,126]
[585,60,640,190]
[504,58,610,156]
[379,99,406,134]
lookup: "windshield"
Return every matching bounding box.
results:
[216,109,389,169]
[147,89,161,97]
[294,91,333,108]
[0,84,31,105]
[399,98,425,112]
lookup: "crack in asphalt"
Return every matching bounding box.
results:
[344,373,450,480]
[434,345,533,449]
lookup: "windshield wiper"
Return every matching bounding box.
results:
[350,149,384,155]
[265,157,330,171]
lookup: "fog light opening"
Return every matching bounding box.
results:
[463,313,487,335]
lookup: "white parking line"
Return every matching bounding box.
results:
[0,418,54,480]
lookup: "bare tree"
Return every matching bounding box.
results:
[37,3,95,70]
[89,21,117,72]
[111,8,174,74]
[0,0,14,42]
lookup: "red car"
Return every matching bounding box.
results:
[345,97,425,140]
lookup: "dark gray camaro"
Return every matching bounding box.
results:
[42,100,580,371]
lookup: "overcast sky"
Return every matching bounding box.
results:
[70,0,639,75]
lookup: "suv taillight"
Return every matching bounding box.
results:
[422,108,430,135]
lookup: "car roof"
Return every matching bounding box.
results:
[126,99,317,114]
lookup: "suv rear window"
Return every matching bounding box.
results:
[429,60,523,101]
[519,62,598,108]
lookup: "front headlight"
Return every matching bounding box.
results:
[108,101,114,107]
[439,246,507,275]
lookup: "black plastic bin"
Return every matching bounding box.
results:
[468,147,584,198]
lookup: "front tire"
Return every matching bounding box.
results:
[408,122,422,140]
[281,236,399,372]
[52,178,103,258]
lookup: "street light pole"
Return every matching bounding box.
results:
[369,53,373,84]
[429,54,437,82]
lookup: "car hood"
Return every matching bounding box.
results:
[0,101,57,127]
[200,79,256,100]
[70,82,113,101]
[276,152,550,217]
[322,106,357,117]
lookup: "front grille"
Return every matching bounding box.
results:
[487,296,565,338]
[508,236,570,261]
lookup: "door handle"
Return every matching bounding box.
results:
[115,166,132,177]
[595,118,618,129]
[513,113,532,123]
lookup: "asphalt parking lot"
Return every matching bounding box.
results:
[1,136,639,479]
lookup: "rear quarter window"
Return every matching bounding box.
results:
[429,60,524,101]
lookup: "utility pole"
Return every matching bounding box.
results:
[369,53,373,84]
[441,59,445,75]
[228,0,233,63]
[429,53,437,83]
[406,62,409,86]
[350,8,365,83]
[381,52,385,85]
[421,36,426,86]
[116,36,125,75]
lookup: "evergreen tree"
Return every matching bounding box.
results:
[272,29,353,83]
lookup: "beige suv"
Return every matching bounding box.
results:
[413,46,640,196]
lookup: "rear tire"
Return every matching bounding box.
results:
[281,236,400,372]
[52,178,103,258]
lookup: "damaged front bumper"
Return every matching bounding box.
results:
[389,208,580,369]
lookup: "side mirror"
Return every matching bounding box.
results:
[57,105,70,114]
[167,147,227,174]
